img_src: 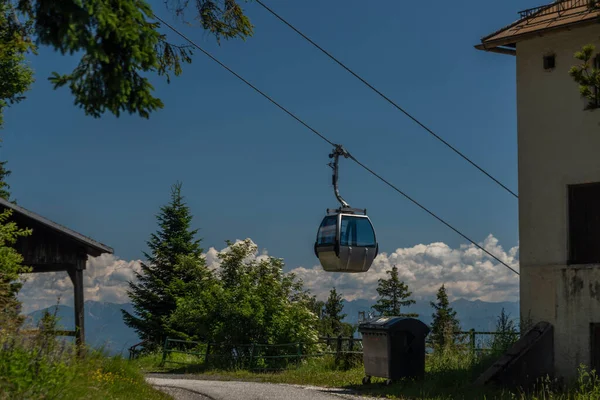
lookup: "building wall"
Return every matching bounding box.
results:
[516,23,600,379]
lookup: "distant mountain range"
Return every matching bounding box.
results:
[24,298,520,356]
[342,298,520,332]
[24,301,141,356]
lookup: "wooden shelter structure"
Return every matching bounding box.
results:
[0,198,113,348]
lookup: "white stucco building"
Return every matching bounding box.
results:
[477,0,600,380]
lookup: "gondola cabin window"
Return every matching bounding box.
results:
[317,215,337,245]
[340,216,377,247]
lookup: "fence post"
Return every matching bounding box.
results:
[335,335,343,366]
[160,337,169,367]
[349,337,354,352]
[249,343,255,370]
[205,343,211,365]
[326,334,331,348]
[296,342,302,366]
[469,329,476,354]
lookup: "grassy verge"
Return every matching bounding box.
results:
[136,349,600,400]
[0,329,171,400]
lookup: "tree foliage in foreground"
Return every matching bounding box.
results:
[0,0,253,124]
[0,2,35,129]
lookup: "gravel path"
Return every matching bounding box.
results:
[147,376,379,400]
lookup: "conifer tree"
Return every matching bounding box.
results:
[429,284,460,350]
[323,287,347,336]
[372,265,417,317]
[491,308,519,354]
[122,181,203,346]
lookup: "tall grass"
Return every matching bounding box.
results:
[0,310,170,400]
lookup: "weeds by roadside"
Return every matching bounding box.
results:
[0,308,171,400]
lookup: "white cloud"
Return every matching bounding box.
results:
[17,254,143,314]
[16,235,519,314]
[289,234,520,304]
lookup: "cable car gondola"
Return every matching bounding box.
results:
[314,145,378,273]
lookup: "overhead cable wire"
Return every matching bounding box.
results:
[153,14,519,276]
[255,0,519,200]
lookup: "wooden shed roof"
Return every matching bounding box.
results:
[476,0,600,55]
[0,197,113,257]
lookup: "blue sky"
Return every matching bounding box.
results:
[5,0,537,277]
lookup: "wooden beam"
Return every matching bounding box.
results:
[67,259,86,356]
[20,329,76,337]
[29,264,76,273]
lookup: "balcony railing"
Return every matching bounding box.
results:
[518,0,599,19]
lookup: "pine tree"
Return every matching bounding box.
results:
[491,308,519,354]
[122,182,203,347]
[322,287,347,336]
[429,284,460,350]
[372,265,417,317]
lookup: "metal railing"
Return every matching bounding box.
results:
[160,335,363,371]
[518,0,598,19]
[128,339,149,360]
[158,330,519,371]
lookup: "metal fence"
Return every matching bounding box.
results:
[155,330,519,371]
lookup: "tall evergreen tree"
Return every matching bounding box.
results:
[429,284,460,350]
[372,265,417,317]
[122,181,203,346]
[322,287,347,336]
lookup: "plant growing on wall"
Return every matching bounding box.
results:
[569,44,600,110]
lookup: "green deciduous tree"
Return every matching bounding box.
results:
[372,265,417,317]
[0,0,253,124]
[169,239,319,368]
[429,284,460,350]
[213,239,318,346]
[122,181,203,347]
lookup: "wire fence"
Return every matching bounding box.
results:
[150,330,519,371]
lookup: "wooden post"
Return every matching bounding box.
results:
[249,343,255,370]
[336,334,343,366]
[68,259,85,357]
[296,342,302,366]
[470,329,476,354]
